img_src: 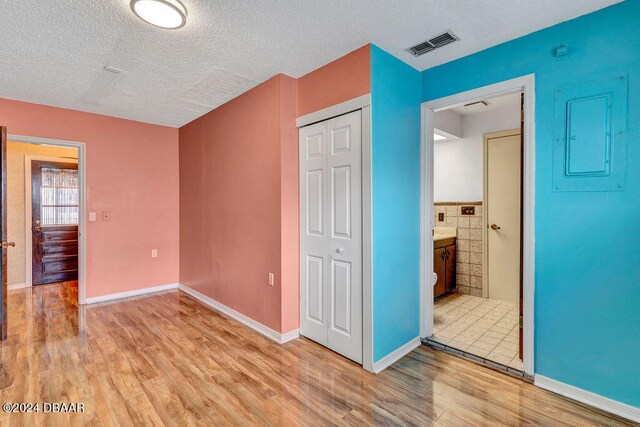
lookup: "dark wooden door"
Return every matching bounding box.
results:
[31,161,78,285]
[0,127,7,340]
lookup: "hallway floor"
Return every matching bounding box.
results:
[0,284,632,425]
[432,293,523,371]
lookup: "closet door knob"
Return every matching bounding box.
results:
[336,247,344,254]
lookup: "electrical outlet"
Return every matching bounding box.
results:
[151,249,158,258]
[89,212,97,222]
[461,206,475,215]
[268,273,274,286]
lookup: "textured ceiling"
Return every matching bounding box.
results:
[0,0,621,127]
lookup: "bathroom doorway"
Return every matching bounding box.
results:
[420,76,535,377]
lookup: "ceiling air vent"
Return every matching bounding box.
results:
[406,31,459,57]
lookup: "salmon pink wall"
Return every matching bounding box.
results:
[298,45,371,116]
[179,74,299,333]
[0,98,180,298]
[279,76,299,333]
[179,47,372,334]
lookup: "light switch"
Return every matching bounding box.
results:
[102,211,110,221]
[268,273,274,286]
[89,212,97,222]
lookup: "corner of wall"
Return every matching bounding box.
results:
[369,43,423,363]
[279,74,300,333]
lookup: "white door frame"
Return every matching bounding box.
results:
[8,134,87,305]
[296,94,373,372]
[24,155,79,290]
[420,75,536,375]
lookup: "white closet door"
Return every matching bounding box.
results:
[299,121,328,345]
[299,110,362,364]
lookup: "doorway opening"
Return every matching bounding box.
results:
[420,76,535,377]
[10,142,80,290]
[1,130,87,340]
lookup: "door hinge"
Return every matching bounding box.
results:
[519,315,523,329]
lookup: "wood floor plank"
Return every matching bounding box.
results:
[0,282,635,426]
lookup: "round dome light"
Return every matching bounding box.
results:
[130,0,187,30]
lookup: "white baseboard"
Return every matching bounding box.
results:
[280,328,301,344]
[535,375,640,423]
[372,337,421,374]
[178,284,300,345]
[85,283,179,304]
[8,282,27,290]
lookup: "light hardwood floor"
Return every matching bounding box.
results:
[0,282,633,426]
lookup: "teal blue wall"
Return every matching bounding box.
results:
[370,45,422,362]
[422,0,640,407]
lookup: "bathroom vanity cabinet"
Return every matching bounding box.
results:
[434,237,456,299]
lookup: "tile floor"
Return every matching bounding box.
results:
[432,293,523,371]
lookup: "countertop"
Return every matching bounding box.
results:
[434,226,457,242]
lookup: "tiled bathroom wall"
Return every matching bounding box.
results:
[435,203,484,296]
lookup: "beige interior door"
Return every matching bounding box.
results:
[485,130,521,305]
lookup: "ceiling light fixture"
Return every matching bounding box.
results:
[130,0,187,29]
